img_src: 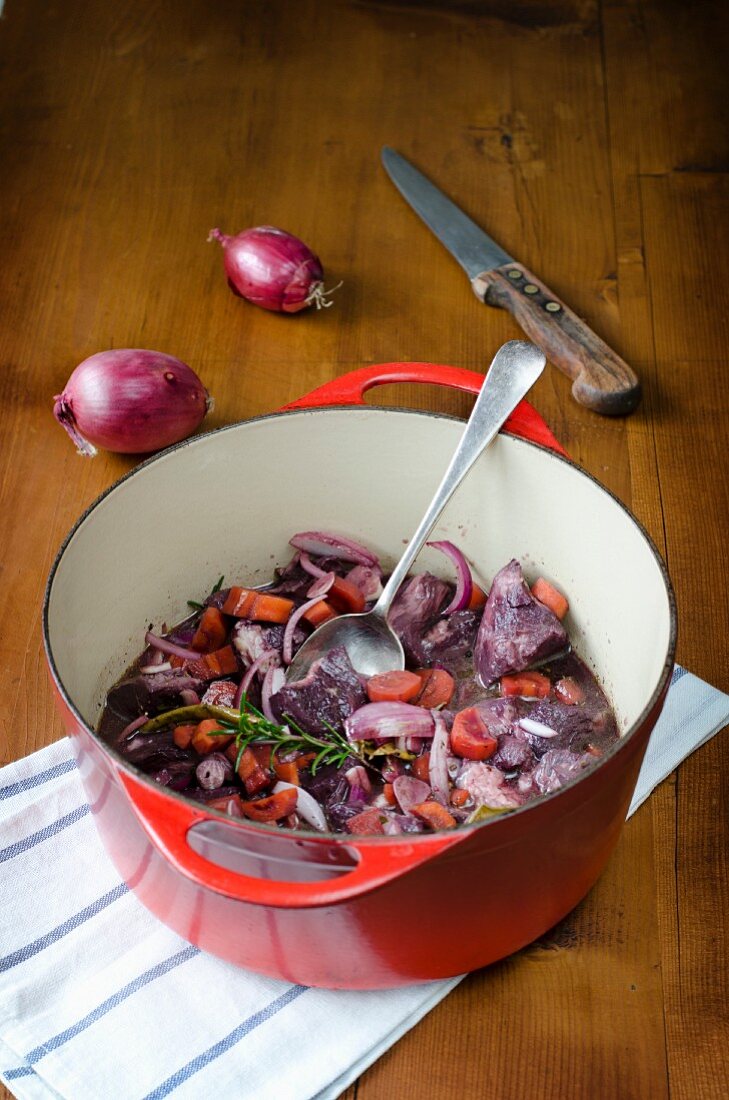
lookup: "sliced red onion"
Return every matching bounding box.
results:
[116,714,149,744]
[139,660,172,675]
[145,631,201,661]
[261,667,285,723]
[298,551,327,579]
[282,595,328,664]
[427,540,473,614]
[306,571,335,600]
[519,717,560,739]
[179,688,201,706]
[290,531,378,567]
[345,702,435,742]
[234,650,279,707]
[345,765,372,795]
[273,781,328,832]
[392,775,432,814]
[142,646,166,668]
[429,714,451,805]
[383,818,402,836]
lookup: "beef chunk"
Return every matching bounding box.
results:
[106,669,205,722]
[270,647,367,734]
[387,573,450,666]
[204,588,230,611]
[473,697,522,738]
[455,763,521,809]
[232,621,306,664]
[201,680,238,707]
[492,732,533,771]
[345,565,383,601]
[421,610,480,671]
[474,560,568,685]
[532,749,595,794]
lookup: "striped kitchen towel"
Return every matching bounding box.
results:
[1,665,727,1100]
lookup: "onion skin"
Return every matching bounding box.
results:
[209,226,330,313]
[53,349,211,456]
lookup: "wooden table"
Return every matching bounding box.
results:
[1,1,727,1096]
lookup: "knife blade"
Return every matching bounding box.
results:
[381,147,641,416]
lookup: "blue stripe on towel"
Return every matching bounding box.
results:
[142,985,308,1099]
[0,757,77,801]
[0,804,90,863]
[0,883,128,973]
[3,945,199,1078]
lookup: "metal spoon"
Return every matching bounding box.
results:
[285,340,546,682]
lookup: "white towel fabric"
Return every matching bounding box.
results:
[1,665,727,1100]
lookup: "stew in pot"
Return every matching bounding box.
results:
[98,531,619,833]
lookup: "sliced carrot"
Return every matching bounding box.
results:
[450,788,469,808]
[366,670,422,704]
[413,668,455,708]
[382,782,397,806]
[191,607,228,653]
[302,599,337,627]
[187,644,238,681]
[500,671,551,699]
[346,808,386,835]
[292,751,317,772]
[233,746,271,796]
[172,723,196,750]
[412,752,431,782]
[467,582,487,611]
[191,719,234,755]
[450,707,497,761]
[554,676,585,705]
[530,577,569,620]
[273,759,300,786]
[327,576,366,614]
[240,788,298,822]
[411,801,457,830]
[222,587,294,623]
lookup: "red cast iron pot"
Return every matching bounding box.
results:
[43,363,676,989]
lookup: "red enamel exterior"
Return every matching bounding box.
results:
[44,363,674,989]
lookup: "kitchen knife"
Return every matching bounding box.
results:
[382,147,641,416]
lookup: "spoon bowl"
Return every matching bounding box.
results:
[286,340,546,682]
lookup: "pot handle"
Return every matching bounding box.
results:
[282,362,568,457]
[119,770,464,909]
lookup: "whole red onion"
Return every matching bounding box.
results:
[53,349,212,456]
[209,225,336,313]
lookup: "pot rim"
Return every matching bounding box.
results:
[43,404,678,843]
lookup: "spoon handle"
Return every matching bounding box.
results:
[372,340,546,619]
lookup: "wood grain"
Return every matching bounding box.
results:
[0,0,727,1097]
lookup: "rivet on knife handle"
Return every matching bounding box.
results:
[472,263,641,416]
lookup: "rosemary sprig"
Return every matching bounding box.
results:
[139,694,364,776]
[227,695,362,775]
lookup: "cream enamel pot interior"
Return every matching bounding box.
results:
[44,364,676,989]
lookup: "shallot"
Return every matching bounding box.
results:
[209,226,338,313]
[53,349,211,457]
[345,702,435,742]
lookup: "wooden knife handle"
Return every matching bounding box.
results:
[472,262,641,416]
